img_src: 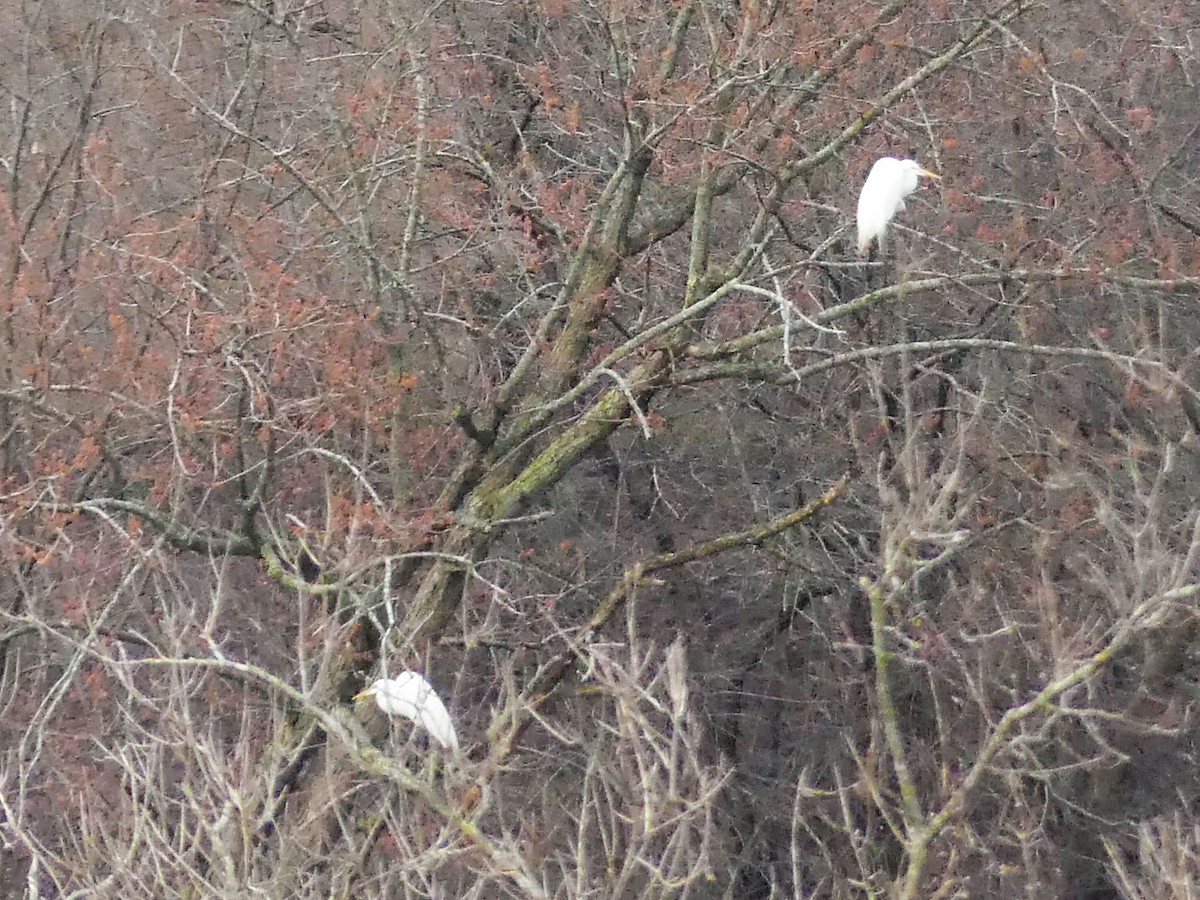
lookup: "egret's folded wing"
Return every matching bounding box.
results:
[857,164,896,254]
[395,671,459,751]
[414,688,459,752]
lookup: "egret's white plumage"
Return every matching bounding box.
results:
[355,672,459,751]
[856,157,940,255]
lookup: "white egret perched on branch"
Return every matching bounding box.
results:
[355,672,460,752]
[856,157,941,256]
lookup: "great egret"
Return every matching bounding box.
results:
[856,157,941,256]
[355,672,460,752]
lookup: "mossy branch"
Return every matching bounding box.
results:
[482,471,852,759]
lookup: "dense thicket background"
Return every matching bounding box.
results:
[5,0,1200,896]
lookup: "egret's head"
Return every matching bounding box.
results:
[884,159,941,203]
[900,159,940,182]
[353,679,384,702]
